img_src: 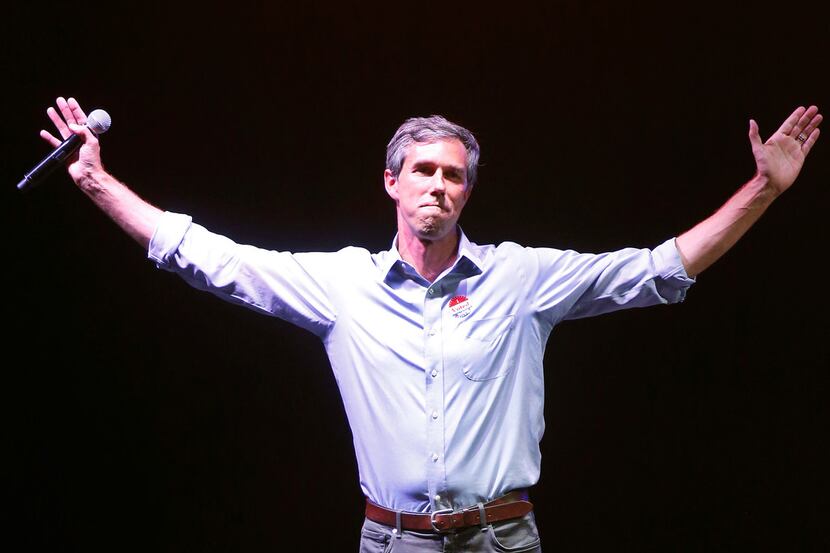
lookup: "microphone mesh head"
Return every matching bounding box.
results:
[86,109,112,134]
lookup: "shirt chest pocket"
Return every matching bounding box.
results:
[450,315,517,381]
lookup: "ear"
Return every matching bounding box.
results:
[463,182,474,202]
[384,169,399,202]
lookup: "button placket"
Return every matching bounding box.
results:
[423,283,448,511]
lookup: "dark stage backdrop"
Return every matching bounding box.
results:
[4,2,828,552]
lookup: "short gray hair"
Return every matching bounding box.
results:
[386,115,480,186]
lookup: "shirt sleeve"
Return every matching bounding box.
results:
[148,211,337,337]
[530,237,695,324]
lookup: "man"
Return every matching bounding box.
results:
[39,97,821,552]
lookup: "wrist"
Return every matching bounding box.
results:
[75,167,109,194]
[746,172,779,204]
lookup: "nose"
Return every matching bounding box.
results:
[428,170,447,194]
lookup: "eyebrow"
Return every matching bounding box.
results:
[411,160,466,174]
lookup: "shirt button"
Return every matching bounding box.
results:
[428,288,435,296]
[432,410,439,420]
[428,328,437,336]
[434,494,441,501]
[431,369,438,378]
[432,453,439,462]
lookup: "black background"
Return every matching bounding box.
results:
[4,2,828,551]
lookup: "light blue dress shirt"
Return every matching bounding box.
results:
[149,212,694,514]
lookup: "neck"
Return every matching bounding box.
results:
[396,226,460,283]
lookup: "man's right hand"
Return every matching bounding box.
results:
[38,95,163,250]
[40,96,104,189]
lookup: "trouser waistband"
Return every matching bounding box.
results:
[365,490,533,533]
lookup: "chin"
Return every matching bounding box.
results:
[416,217,452,240]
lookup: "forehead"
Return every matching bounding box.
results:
[402,138,467,169]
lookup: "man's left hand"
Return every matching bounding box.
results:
[750,105,822,196]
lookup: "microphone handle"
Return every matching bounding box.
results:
[17,133,83,192]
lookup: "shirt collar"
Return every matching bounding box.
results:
[380,226,483,284]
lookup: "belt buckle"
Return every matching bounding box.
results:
[430,508,455,532]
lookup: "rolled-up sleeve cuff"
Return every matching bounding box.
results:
[147,211,193,267]
[653,238,694,281]
[652,237,696,303]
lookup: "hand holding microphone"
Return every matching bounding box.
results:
[18,97,111,192]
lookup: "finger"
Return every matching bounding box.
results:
[39,129,62,148]
[791,105,819,136]
[66,97,87,125]
[802,127,820,156]
[68,123,99,146]
[47,106,72,140]
[799,110,823,137]
[57,96,80,127]
[775,106,806,136]
[68,122,90,137]
[748,119,762,148]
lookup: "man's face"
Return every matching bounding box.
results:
[384,138,473,242]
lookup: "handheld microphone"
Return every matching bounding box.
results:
[17,109,112,192]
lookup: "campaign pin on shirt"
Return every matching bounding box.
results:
[448,295,472,318]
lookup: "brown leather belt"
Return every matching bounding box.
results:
[365,490,533,533]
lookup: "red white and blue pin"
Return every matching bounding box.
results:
[448,295,472,318]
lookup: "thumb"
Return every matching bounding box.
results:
[68,123,98,144]
[68,122,89,137]
[748,119,762,148]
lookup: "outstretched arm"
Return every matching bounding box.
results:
[675,105,822,277]
[40,97,163,250]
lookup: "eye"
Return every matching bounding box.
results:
[413,164,435,176]
[445,170,463,183]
